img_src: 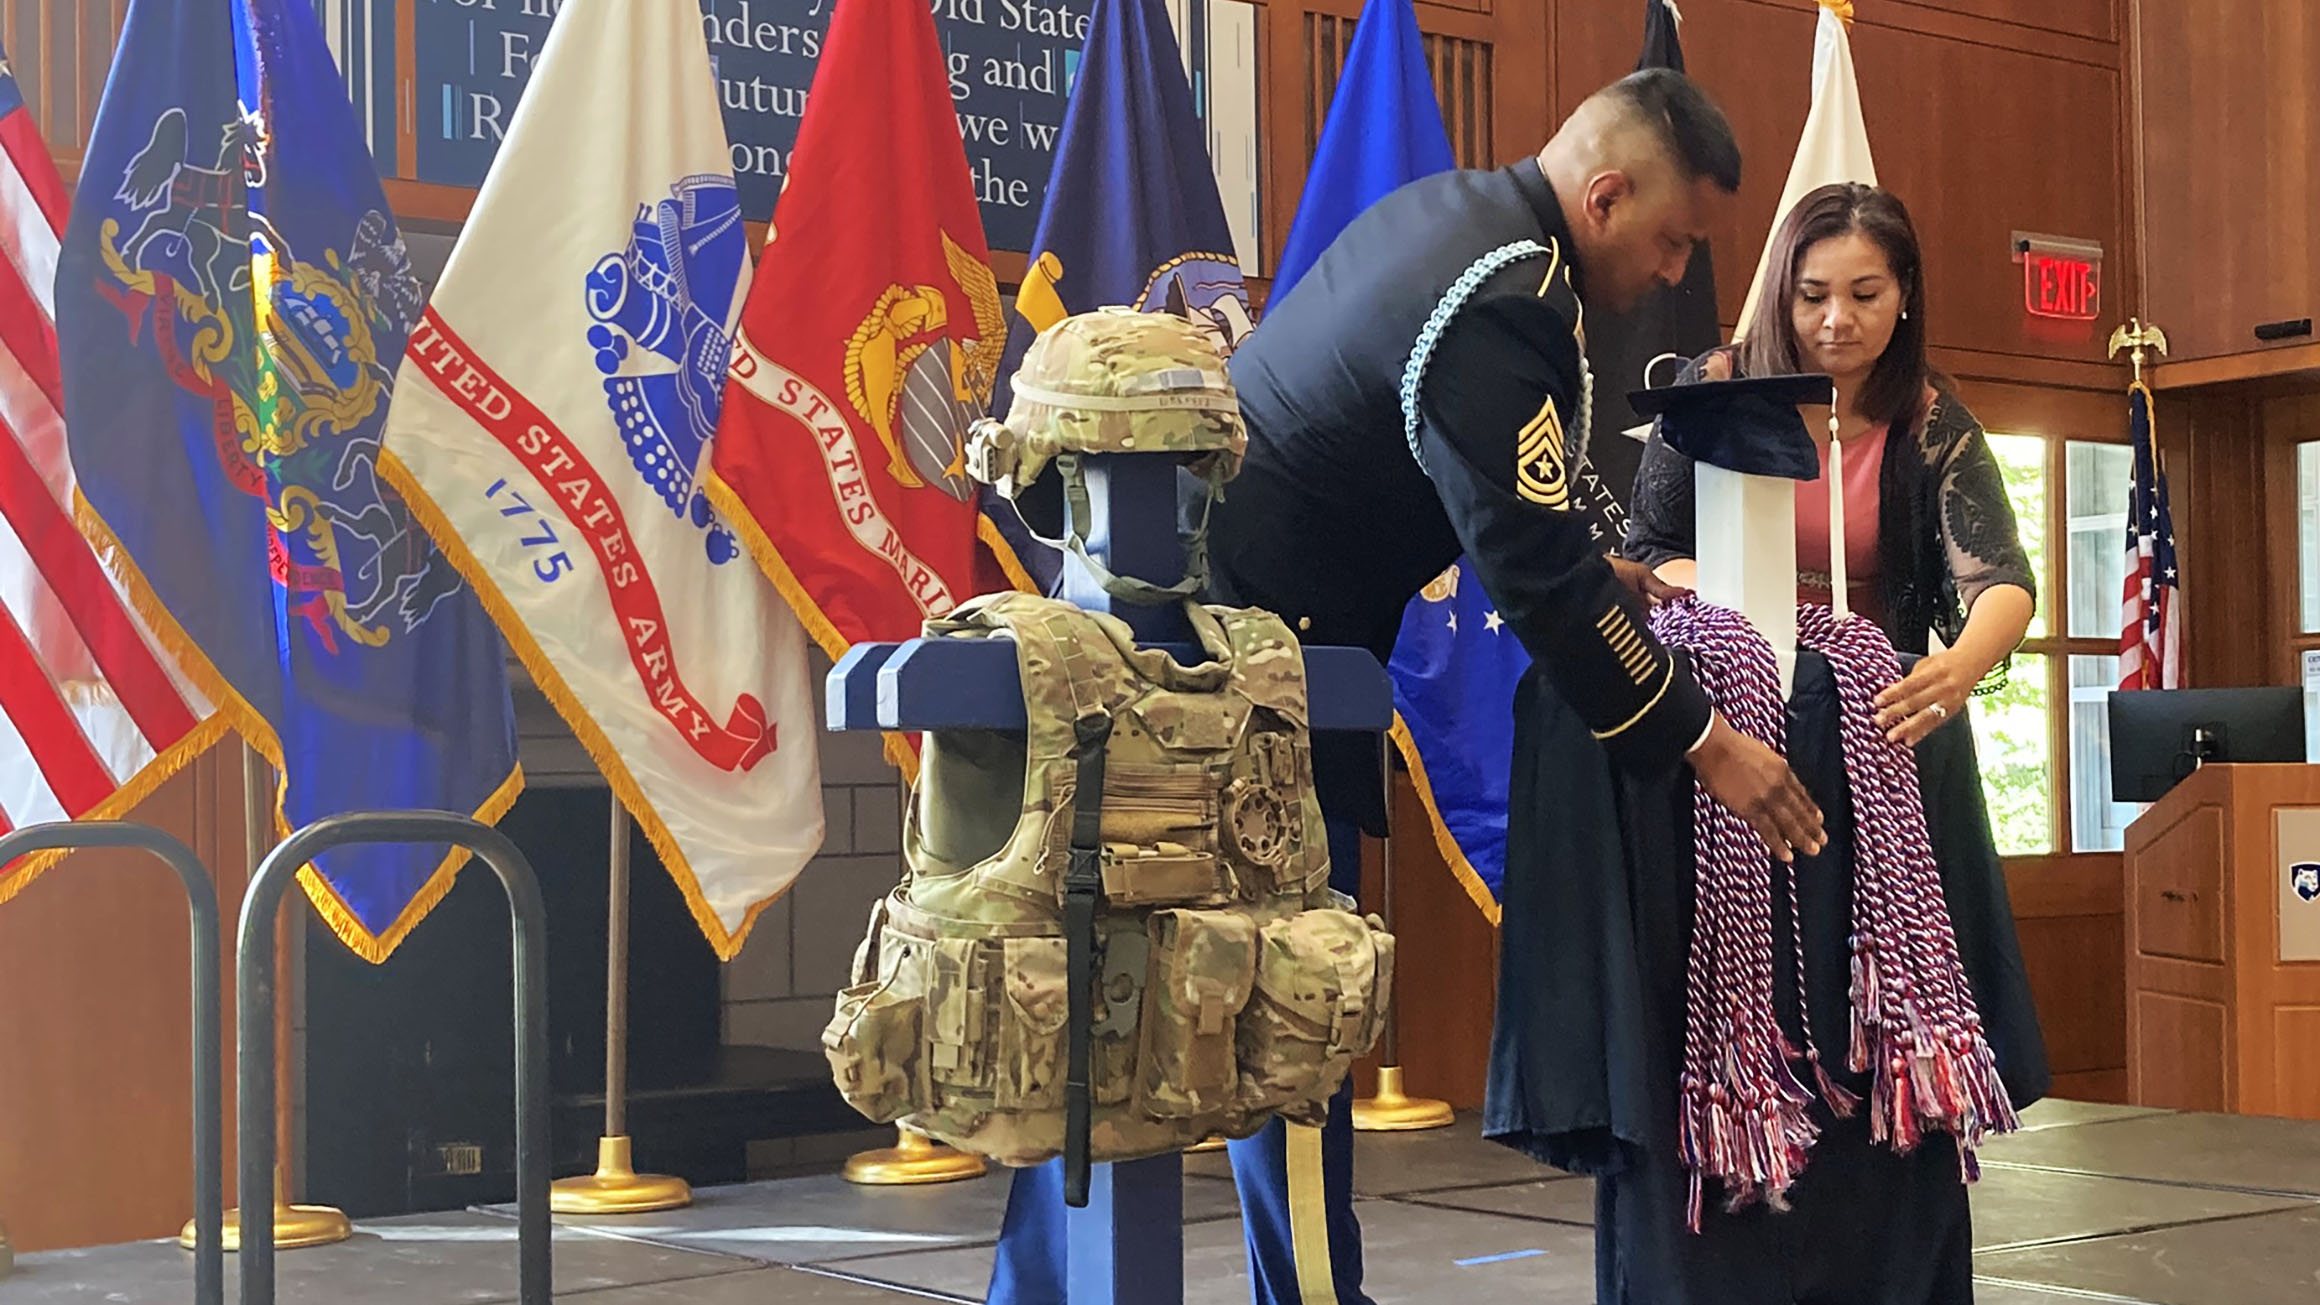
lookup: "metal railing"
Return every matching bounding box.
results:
[233,811,550,1305]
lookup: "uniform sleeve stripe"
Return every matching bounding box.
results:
[1591,652,1675,741]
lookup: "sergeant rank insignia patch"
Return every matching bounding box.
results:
[1517,394,1571,509]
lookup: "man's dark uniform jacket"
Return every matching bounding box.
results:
[1204,158,1710,830]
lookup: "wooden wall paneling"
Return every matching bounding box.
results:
[0,747,247,1252]
[1261,1,1548,277]
[2050,1068,2128,1100]
[1955,376,2129,440]
[1847,21,2123,367]
[2003,852,2127,1095]
[1740,0,2119,55]
[1555,1,2126,370]
[2016,913,2128,1081]
[1363,773,1498,1110]
[1877,0,2116,46]
[2133,990,2229,1111]
[2134,0,2320,368]
[2166,393,2277,687]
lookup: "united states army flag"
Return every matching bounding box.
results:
[379,0,824,959]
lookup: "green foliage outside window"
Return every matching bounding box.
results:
[1974,435,2054,856]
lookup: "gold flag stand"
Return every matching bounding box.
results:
[1354,738,1453,1132]
[843,1125,987,1185]
[552,801,692,1214]
[183,745,352,1252]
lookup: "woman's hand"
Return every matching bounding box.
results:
[1872,649,1975,745]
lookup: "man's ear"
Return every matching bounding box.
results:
[1584,169,1634,232]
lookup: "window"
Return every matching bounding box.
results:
[2296,441,2320,759]
[2299,442,2320,635]
[1972,432,2134,856]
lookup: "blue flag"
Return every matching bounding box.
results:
[1271,0,1454,301]
[59,0,520,961]
[1270,0,1519,916]
[1378,0,1718,919]
[985,0,1255,585]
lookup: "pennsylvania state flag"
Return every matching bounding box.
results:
[59,0,520,961]
[987,0,1254,579]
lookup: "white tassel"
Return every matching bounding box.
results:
[1828,386,1848,623]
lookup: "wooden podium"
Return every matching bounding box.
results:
[2124,763,2320,1119]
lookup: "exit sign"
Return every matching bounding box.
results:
[2014,233,2104,322]
[2026,252,2101,320]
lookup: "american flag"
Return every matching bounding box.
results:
[0,48,219,891]
[2118,382,2181,690]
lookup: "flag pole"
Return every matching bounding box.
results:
[845,782,987,1185]
[1354,734,1453,1131]
[551,798,692,1213]
[183,742,352,1251]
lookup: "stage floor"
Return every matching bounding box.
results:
[15,1099,2320,1303]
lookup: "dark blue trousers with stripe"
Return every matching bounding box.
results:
[986,817,1374,1305]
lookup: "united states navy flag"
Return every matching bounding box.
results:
[59,0,520,961]
[985,0,1255,582]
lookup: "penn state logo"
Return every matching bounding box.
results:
[97,105,456,651]
[2293,862,2320,904]
[1139,252,1254,358]
[585,175,745,564]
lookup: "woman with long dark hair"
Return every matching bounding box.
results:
[1625,182,2035,740]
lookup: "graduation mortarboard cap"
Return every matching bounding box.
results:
[1626,372,1836,481]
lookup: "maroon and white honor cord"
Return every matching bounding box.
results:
[1651,598,2020,1232]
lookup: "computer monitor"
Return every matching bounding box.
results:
[2106,687,2306,803]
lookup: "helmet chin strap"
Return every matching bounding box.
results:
[1020,452,1225,607]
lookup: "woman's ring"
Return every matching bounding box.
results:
[1927,703,1949,721]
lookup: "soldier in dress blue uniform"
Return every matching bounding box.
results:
[988,69,1829,1305]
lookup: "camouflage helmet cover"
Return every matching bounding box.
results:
[968,306,1246,495]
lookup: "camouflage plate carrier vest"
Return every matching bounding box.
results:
[823,591,1395,1172]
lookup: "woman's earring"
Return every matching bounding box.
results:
[1901,309,1911,321]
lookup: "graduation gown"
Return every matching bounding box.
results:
[1485,649,2051,1305]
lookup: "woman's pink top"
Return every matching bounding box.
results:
[1794,423,1890,626]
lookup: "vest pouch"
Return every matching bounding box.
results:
[1235,911,1396,1112]
[924,937,995,1100]
[824,937,930,1124]
[1102,843,1225,906]
[1053,764,1229,906]
[995,935,1070,1111]
[1135,910,1258,1118]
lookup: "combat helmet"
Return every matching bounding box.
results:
[967,306,1245,603]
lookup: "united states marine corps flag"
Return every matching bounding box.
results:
[57,0,519,961]
[377,0,825,958]
[708,0,1029,719]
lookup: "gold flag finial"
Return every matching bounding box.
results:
[2107,318,2169,386]
[1818,0,1857,23]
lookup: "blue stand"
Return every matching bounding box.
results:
[824,453,1390,1305]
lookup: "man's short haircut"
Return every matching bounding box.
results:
[1598,67,1742,193]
